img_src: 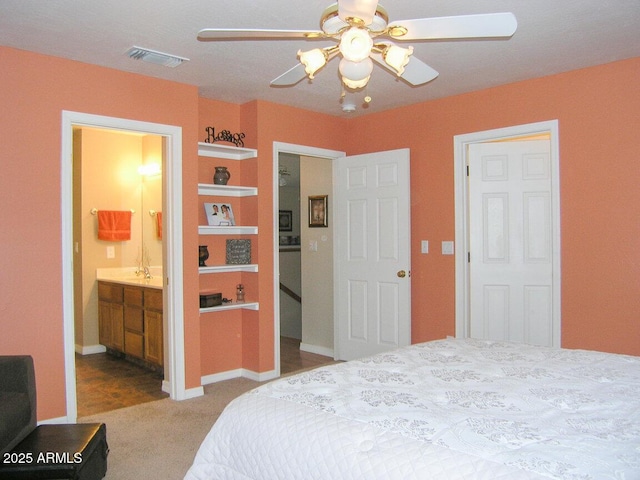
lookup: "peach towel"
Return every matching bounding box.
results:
[156,212,162,240]
[97,210,132,241]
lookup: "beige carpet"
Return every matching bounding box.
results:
[80,377,261,480]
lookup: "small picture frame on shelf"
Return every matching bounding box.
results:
[279,210,293,232]
[204,202,235,226]
[308,195,328,228]
[226,239,251,264]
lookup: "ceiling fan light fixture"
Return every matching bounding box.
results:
[339,57,373,83]
[337,0,378,26]
[341,71,371,90]
[339,27,373,62]
[383,45,414,75]
[297,48,328,79]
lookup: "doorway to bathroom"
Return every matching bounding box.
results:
[73,126,167,416]
[61,111,186,422]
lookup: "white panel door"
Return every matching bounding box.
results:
[469,140,554,346]
[335,149,411,361]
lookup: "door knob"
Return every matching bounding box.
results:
[397,270,406,278]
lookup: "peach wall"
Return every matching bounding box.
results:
[347,57,640,356]
[2,43,637,421]
[0,46,201,419]
[196,99,349,376]
[249,101,349,371]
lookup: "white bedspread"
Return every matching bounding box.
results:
[185,338,640,479]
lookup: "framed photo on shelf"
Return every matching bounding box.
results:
[279,210,293,232]
[204,202,235,226]
[308,195,328,228]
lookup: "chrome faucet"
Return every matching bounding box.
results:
[135,265,152,279]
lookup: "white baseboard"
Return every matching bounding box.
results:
[39,416,70,425]
[242,368,278,382]
[161,380,204,400]
[201,368,243,386]
[300,342,334,358]
[75,344,106,355]
[201,367,278,386]
[184,386,205,399]
[161,380,172,395]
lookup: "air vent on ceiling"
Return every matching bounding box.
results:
[126,46,189,68]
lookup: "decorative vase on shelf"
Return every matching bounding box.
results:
[213,166,231,185]
[199,245,210,267]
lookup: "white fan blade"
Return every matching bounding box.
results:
[389,13,517,41]
[371,52,439,86]
[400,56,439,85]
[198,28,324,41]
[338,0,379,25]
[270,64,308,86]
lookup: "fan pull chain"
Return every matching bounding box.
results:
[364,85,372,104]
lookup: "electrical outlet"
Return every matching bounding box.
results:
[106,246,115,259]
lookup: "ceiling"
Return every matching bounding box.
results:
[1,1,638,117]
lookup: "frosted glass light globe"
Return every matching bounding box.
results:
[339,27,373,63]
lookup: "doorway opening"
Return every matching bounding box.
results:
[272,142,344,376]
[61,111,186,422]
[73,126,167,417]
[453,120,561,346]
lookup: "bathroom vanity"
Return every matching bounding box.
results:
[97,268,163,371]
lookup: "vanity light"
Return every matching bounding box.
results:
[138,163,161,177]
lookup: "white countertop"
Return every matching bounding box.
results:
[96,267,163,289]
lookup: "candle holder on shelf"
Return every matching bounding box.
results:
[236,284,245,303]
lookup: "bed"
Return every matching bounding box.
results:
[185,338,640,479]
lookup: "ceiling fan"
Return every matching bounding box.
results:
[198,0,517,96]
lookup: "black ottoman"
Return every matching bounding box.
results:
[0,423,108,480]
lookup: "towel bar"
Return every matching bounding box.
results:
[90,208,135,215]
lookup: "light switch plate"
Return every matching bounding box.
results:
[441,241,454,255]
[421,240,429,254]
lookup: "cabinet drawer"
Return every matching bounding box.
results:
[98,282,123,302]
[124,306,144,333]
[124,287,143,306]
[145,289,163,311]
[124,331,144,359]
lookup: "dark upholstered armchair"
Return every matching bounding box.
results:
[0,355,37,455]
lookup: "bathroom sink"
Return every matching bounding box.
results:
[96,267,164,289]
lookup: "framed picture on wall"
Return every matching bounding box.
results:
[204,202,235,226]
[308,195,328,228]
[279,210,293,232]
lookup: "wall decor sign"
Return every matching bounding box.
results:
[308,195,328,228]
[204,202,235,226]
[226,239,251,264]
[204,126,245,147]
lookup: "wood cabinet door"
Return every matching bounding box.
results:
[98,300,112,348]
[110,303,125,351]
[144,310,163,366]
